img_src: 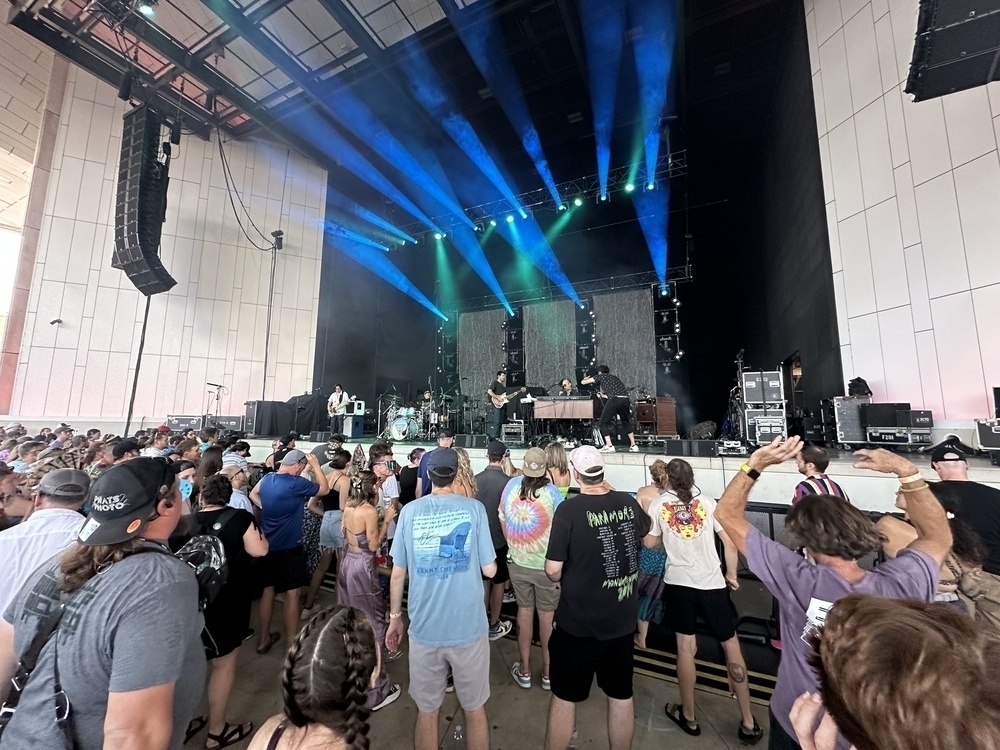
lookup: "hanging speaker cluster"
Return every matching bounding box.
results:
[112,104,176,295]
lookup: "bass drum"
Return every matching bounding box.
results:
[390,417,419,441]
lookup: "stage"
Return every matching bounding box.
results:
[244,438,1000,515]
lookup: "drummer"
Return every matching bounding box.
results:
[420,389,436,412]
[420,390,437,436]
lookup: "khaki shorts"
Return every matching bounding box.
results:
[976,570,1000,634]
[509,562,560,612]
[408,635,490,713]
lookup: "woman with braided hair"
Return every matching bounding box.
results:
[336,470,400,711]
[247,607,381,750]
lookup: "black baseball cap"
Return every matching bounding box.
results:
[487,440,508,460]
[112,438,141,459]
[36,469,90,501]
[931,443,967,464]
[427,448,458,479]
[78,458,176,546]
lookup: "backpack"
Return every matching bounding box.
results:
[172,533,229,612]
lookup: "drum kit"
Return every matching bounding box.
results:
[380,393,457,441]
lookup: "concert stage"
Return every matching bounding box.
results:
[245,438,1000,515]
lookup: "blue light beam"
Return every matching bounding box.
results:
[401,38,526,217]
[323,81,475,228]
[326,188,416,244]
[493,216,580,304]
[294,109,441,232]
[331,238,447,321]
[629,0,676,185]
[448,225,513,314]
[633,183,670,286]
[579,0,625,198]
[325,222,389,251]
[440,0,562,206]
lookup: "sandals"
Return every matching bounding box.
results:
[184,716,207,744]
[255,631,280,655]
[205,721,253,749]
[665,703,701,736]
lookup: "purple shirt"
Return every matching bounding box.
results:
[745,526,936,747]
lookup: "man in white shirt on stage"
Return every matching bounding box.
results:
[328,383,351,433]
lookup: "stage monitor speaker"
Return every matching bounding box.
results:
[310,431,332,442]
[344,415,364,439]
[244,401,262,436]
[208,415,245,432]
[905,0,1000,101]
[994,386,1000,418]
[455,434,489,449]
[112,105,176,296]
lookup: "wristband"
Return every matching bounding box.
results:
[899,473,922,485]
[898,482,929,493]
[389,612,402,619]
[740,463,761,481]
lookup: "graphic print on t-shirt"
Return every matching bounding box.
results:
[412,508,474,579]
[587,504,640,600]
[801,597,834,643]
[660,498,708,540]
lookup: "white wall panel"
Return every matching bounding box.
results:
[819,32,853,129]
[10,67,327,420]
[838,213,877,316]
[953,153,1000,288]
[901,96,951,186]
[873,14,898,94]
[891,162,920,247]
[902,245,932,331]
[877,305,921,403]
[844,6,882,112]
[806,10,820,75]
[914,330,944,417]
[973,284,1000,395]
[847,313,887,400]
[930,293,988,419]
[854,99,894,207]
[814,0,844,43]
[913,174,969,299]
[865,198,908,310]
[941,86,996,168]
[828,120,864,218]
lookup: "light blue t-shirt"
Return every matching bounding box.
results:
[390,493,495,647]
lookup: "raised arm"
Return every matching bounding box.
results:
[715,436,804,556]
[853,449,951,566]
[580,375,595,386]
[306,453,330,497]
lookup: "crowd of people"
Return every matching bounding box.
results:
[1,420,999,750]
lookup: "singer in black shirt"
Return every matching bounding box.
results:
[580,365,638,453]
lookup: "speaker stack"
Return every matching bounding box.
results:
[112,105,176,295]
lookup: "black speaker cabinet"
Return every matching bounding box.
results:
[344,415,364,439]
[906,0,1000,101]
[113,105,176,295]
[455,434,489,449]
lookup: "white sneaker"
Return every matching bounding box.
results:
[599,445,616,453]
[372,684,401,711]
[629,445,639,453]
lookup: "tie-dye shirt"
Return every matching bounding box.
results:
[498,477,563,570]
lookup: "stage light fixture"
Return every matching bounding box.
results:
[434,232,443,240]
[489,219,497,227]
[646,181,655,191]
[137,1,155,15]
[659,286,668,296]
[600,193,608,202]
[625,183,635,192]
[574,197,583,207]
[506,214,515,223]
[558,204,567,211]
[675,350,684,360]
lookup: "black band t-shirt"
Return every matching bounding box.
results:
[545,490,651,639]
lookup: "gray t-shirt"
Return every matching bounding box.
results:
[2,544,206,750]
[475,465,509,550]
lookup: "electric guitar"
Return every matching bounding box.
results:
[329,398,355,416]
[490,387,527,409]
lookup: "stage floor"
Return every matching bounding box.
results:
[245,437,1000,515]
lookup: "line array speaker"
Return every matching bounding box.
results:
[112,105,176,295]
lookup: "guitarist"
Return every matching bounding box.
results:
[486,371,526,439]
[327,384,351,433]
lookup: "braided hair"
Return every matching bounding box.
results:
[280,606,376,750]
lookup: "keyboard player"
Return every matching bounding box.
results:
[557,378,578,397]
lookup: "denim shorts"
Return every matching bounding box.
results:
[320,510,345,550]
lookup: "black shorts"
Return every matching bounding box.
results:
[661,584,738,641]
[492,545,510,584]
[261,546,309,594]
[548,625,634,702]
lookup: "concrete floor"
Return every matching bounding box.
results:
[212,593,770,750]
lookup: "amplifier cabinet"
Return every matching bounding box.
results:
[344,415,364,439]
[210,415,245,431]
[166,414,204,432]
[664,439,718,458]
[860,402,911,428]
[897,410,933,428]
[826,397,871,444]
[244,401,262,436]
[741,371,784,404]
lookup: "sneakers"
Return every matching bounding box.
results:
[511,662,531,689]
[372,684,401,711]
[300,606,315,620]
[488,620,513,641]
[628,445,639,453]
[503,589,516,604]
[542,674,551,691]
[599,445,616,453]
[738,718,763,746]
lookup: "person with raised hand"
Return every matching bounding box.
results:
[714,437,951,750]
[248,606,380,750]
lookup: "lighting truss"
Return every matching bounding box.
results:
[394,149,687,242]
[440,266,693,314]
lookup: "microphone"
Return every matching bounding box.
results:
[207,382,223,388]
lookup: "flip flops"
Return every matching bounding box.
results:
[665,703,701,736]
[255,632,280,655]
[184,716,207,744]
[205,721,253,749]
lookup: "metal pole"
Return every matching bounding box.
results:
[261,240,278,401]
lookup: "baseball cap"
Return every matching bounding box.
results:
[931,443,967,464]
[278,433,297,446]
[427,447,458,479]
[78,458,176,545]
[279,448,307,466]
[522,447,547,478]
[437,428,456,440]
[37,468,90,501]
[5,422,22,430]
[112,438,141,460]
[570,445,605,477]
[487,440,508,460]
[156,425,171,434]
[54,424,73,435]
